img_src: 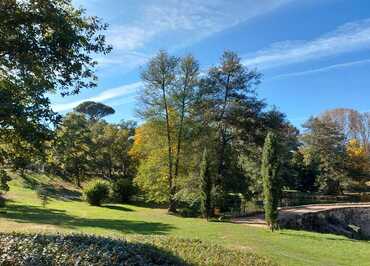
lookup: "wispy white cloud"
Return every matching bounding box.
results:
[89,0,294,72]
[52,82,141,112]
[243,19,370,69]
[54,0,295,112]
[270,58,370,80]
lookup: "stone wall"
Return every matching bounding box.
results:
[279,207,370,239]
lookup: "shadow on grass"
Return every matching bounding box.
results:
[103,204,134,212]
[279,230,367,243]
[22,175,82,201]
[1,204,174,235]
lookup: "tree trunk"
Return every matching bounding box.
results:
[174,81,188,189]
[216,74,230,188]
[162,82,176,213]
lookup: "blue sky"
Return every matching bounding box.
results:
[51,0,370,128]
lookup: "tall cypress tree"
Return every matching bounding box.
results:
[200,148,213,220]
[261,132,281,231]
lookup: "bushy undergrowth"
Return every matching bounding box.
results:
[111,178,135,203]
[83,180,110,206]
[0,233,274,266]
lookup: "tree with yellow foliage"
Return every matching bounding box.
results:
[346,139,370,183]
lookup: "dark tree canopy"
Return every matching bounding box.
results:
[0,0,111,148]
[74,101,115,121]
[197,51,263,195]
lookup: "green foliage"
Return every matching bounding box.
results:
[83,180,110,206]
[301,117,347,194]
[199,149,213,219]
[198,51,263,195]
[50,114,137,186]
[74,101,115,121]
[0,169,10,192]
[261,132,281,231]
[0,233,184,266]
[288,150,317,192]
[132,122,173,204]
[53,112,91,186]
[89,121,136,180]
[139,51,200,213]
[135,51,300,210]
[0,0,111,159]
[111,178,135,203]
[0,233,273,266]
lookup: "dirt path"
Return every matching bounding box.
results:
[232,202,370,227]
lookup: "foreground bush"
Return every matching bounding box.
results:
[83,180,110,206]
[0,233,274,266]
[111,178,135,203]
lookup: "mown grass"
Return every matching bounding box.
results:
[1,173,370,266]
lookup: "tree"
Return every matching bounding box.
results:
[89,121,136,179]
[0,0,110,182]
[173,55,199,198]
[74,101,115,121]
[197,51,262,201]
[130,120,198,206]
[130,122,173,204]
[199,148,213,220]
[288,149,317,192]
[139,51,179,213]
[345,139,370,184]
[240,109,299,199]
[321,109,370,152]
[301,117,347,194]
[261,132,281,231]
[53,113,91,187]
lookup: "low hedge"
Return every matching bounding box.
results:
[0,233,274,266]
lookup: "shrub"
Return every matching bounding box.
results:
[177,200,201,217]
[111,178,134,203]
[83,180,110,206]
[0,233,274,266]
[0,233,186,266]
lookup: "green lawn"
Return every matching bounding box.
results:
[1,173,370,266]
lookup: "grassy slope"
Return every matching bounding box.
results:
[1,173,370,266]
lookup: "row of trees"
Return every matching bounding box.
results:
[131,51,298,214]
[298,109,370,194]
[50,106,137,187]
[132,51,370,216]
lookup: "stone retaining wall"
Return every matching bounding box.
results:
[279,207,370,239]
